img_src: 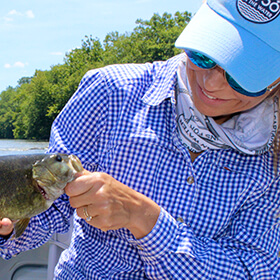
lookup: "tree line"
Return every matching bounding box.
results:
[0,11,191,140]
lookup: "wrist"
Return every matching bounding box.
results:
[127,192,161,239]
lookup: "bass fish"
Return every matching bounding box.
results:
[0,153,83,238]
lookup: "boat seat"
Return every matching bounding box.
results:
[12,265,47,280]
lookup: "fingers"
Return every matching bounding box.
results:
[76,204,98,221]
[65,172,159,236]
[0,218,14,237]
[65,172,102,197]
[82,205,94,222]
[76,205,115,232]
[66,172,111,209]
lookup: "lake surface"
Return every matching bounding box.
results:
[0,139,49,156]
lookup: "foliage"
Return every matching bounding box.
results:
[0,11,191,140]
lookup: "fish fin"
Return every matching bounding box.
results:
[14,218,30,238]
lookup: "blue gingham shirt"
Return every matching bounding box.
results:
[1,53,280,279]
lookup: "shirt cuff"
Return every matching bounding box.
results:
[0,229,15,244]
[128,207,178,265]
[0,232,15,259]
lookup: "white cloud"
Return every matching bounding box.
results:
[4,9,35,21]
[26,10,35,19]
[4,62,28,68]
[8,10,20,16]
[3,17,13,22]
[14,62,26,68]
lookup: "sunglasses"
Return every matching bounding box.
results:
[185,50,274,97]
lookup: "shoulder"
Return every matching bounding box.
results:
[79,54,184,94]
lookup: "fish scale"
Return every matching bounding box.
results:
[0,153,83,238]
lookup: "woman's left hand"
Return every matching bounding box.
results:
[65,171,161,239]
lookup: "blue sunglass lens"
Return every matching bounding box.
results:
[225,73,267,97]
[185,50,216,69]
[185,50,267,97]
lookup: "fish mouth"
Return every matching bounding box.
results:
[36,182,49,200]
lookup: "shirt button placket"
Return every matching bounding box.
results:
[184,175,195,227]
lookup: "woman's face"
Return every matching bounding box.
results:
[186,58,273,123]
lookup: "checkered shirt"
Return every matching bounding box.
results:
[1,53,280,279]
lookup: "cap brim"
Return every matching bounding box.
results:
[175,3,280,92]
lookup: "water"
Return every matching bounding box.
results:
[0,139,49,156]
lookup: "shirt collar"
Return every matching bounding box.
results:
[141,53,186,106]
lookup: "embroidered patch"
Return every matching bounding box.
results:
[237,0,280,23]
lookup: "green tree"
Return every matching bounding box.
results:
[17,77,32,86]
[103,11,191,64]
[64,35,104,74]
[20,71,54,139]
[132,11,191,62]
[103,31,136,65]
[12,83,33,139]
[0,87,18,138]
[0,11,192,140]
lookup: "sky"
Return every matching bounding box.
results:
[0,0,201,93]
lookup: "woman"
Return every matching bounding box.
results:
[1,0,280,278]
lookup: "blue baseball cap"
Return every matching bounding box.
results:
[175,0,280,93]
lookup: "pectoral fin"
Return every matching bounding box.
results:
[14,218,30,238]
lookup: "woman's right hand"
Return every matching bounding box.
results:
[0,218,14,237]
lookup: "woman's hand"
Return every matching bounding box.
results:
[0,218,14,238]
[65,171,161,239]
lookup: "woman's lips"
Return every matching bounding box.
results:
[201,89,218,100]
[197,85,228,103]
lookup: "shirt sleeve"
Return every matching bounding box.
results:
[48,68,108,171]
[0,194,73,260]
[128,179,280,279]
[0,68,109,260]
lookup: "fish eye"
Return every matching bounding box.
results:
[56,155,62,162]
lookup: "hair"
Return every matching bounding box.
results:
[272,85,280,173]
[272,86,280,222]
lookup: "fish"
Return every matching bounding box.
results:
[0,153,83,238]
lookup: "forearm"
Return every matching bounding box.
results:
[117,184,161,239]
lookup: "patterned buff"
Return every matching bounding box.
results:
[175,59,279,155]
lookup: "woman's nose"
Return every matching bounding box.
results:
[203,67,227,92]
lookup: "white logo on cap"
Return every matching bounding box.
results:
[237,0,280,23]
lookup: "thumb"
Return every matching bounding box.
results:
[0,218,14,237]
